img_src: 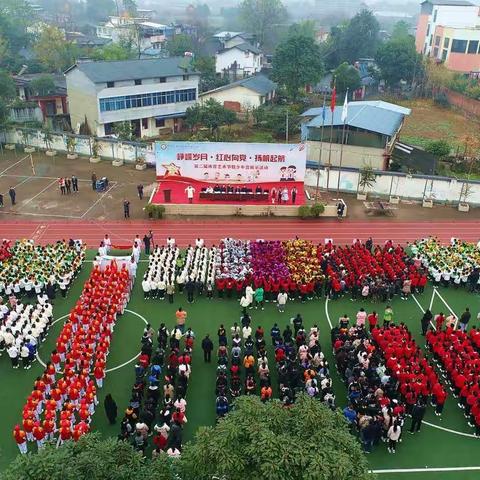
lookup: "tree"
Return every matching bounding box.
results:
[391,20,411,40]
[425,139,451,159]
[239,0,288,46]
[34,26,78,73]
[287,20,316,39]
[375,36,421,87]
[166,34,195,57]
[91,42,135,61]
[2,433,174,480]
[272,34,324,100]
[29,74,56,96]
[194,56,229,93]
[85,0,116,22]
[185,99,237,139]
[423,58,453,99]
[112,121,134,140]
[122,0,137,16]
[0,70,16,101]
[179,395,371,480]
[334,62,361,94]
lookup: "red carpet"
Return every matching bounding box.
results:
[151,177,305,206]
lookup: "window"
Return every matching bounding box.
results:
[183,75,189,80]
[155,118,165,127]
[451,39,468,53]
[433,9,437,22]
[99,88,197,112]
[435,36,441,46]
[141,118,148,130]
[104,123,114,135]
[426,24,431,37]
[444,37,450,49]
[433,47,439,58]
[442,49,448,61]
[107,81,114,88]
[468,40,479,54]
[134,79,142,85]
[159,77,166,83]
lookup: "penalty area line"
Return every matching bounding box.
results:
[372,466,480,474]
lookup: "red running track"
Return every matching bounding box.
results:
[2,219,480,247]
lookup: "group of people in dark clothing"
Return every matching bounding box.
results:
[210,311,336,418]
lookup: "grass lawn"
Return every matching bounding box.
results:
[390,99,480,150]
[1,250,480,480]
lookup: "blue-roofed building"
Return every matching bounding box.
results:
[301,100,411,170]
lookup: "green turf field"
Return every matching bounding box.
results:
[1,250,480,479]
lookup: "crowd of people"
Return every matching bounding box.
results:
[13,262,131,454]
[209,312,335,418]
[427,326,480,435]
[0,239,85,299]
[411,238,480,290]
[1,296,53,370]
[116,319,191,459]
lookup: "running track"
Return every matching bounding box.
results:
[2,219,480,247]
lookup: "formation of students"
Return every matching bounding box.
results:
[209,312,335,417]
[1,296,53,369]
[427,325,480,435]
[0,239,84,298]
[13,262,131,454]
[118,319,192,459]
[411,237,480,291]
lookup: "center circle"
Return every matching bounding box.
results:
[35,308,148,372]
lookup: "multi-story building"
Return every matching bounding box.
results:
[415,0,480,58]
[65,57,200,138]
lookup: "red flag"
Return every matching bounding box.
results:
[330,86,336,112]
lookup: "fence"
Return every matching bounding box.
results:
[304,164,480,205]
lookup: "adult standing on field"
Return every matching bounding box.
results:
[123,199,130,219]
[137,184,144,200]
[71,175,79,192]
[201,334,214,362]
[104,394,118,424]
[421,309,433,336]
[409,400,426,434]
[91,172,97,191]
[8,186,15,205]
[459,307,471,332]
[175,307,187,333]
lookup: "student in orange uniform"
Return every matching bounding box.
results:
[13,425,27,454]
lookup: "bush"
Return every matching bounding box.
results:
[425,139,451,159]
[144,204,165,219]
[298,205,312,219]
[434,92,449,107]
[310,203,325,217]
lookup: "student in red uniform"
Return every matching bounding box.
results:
[367,311,378,332]
[13,425,27,454]
[32,422,46,449]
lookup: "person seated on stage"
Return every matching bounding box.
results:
[205,186,214,193]
[213,185,221,193]
[220,185,226,193]
[255,185,262,194]
[201,187,207,192]
[227,185,234,194]
[234,187,240,194]
[240,186,248,194]
[263,189,269,194]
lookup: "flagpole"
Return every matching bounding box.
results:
[315,94,326,202]
[337,89,349,196]
[326,78,336,193]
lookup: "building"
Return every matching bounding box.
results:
[215,42,263,78]
[415,0,480,56]
[96,16,175,55]
[11,73,69,130]
[65,57,200,138]
[301,100,411,170]
[200,75,276,112]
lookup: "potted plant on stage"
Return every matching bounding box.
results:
[66,136,77,159]
[136,155,147,171]
[90,138,102,163]
[43,127,56,156]
[458,181,472,212]
[357,164,376,200]
[22,130,35,153]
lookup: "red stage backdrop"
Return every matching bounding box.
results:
[155,141,307,184]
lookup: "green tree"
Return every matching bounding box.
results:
[179,395,372,480]
[272,34,324,100]
[2,433,174,480]
[0,70,16,101]
[391,20,411,40]
[29,74,56,96]
[194,56,228,93]
[91,42,135,61]
[34,26,78,72]
[239,0,288,46]
[287,20,316,39]
[425,139,451,159]
[86,0,116,22]
[375,36,420,87]
[334,62,361,94]
[113,121,135,140]
[185,99,237,139]
[166,34,195,57]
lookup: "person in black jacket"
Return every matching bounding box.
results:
[409,400,426,434]
[421,309,433,336]
[201,334,213,363]
[104,394,118,424]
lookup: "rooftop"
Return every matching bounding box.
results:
[218,42,262,55]
[201,75,277,96]
[303,100,411,137]
[65,57,199,83]
[421,0,474,6]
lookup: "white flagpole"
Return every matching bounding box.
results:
[337,90,349,196]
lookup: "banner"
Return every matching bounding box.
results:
[155,141,306,184]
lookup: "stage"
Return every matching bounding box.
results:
[150,177,306,206]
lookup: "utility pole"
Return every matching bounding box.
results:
[285,109,289,143]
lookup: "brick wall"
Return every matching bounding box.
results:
[445,89,480,117]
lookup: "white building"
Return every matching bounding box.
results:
[215,42,263,77]
[65,57,200,138]
[200,75,276,111]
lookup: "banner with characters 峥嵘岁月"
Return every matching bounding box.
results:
[155,141,306,185]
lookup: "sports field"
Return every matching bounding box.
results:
[1,249,479,479]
